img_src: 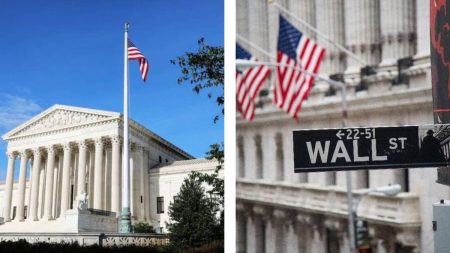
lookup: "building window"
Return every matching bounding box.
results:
[24,206,27,219]
[237,135,245,178]
[157,197,164,214]
[159,155,162,163]
[275,133,284,181]
[255,134,263,179]
[12,206,16,220]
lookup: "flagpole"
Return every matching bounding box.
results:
[119,21,132,233]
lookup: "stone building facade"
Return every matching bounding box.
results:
[0,104,217,233]
[236,0,444,252]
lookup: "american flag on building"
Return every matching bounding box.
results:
[128,39,149,82]
[275,15,325,119]
[236,43,271,121]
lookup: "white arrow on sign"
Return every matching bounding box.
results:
[336,129,344,139]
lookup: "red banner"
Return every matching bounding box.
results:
[431,0,450,123]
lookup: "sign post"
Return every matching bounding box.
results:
[293,125,450,172]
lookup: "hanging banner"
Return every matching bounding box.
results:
[293,125,450,172]
[431,0,450,124]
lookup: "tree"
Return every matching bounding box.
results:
[190,143,224,234]
[170,38,224,123]
[170,39,225,247]
[167,174,221,249]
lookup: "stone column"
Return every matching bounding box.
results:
[29,148,42,221]
[248,0,270,61]
[236,210,247,253]
[380,0,416,64]
[344,0,381,71]
[88,148,95,208]
[273,209,287,252]
[60,142,72,214]
[143,149,150,221]
[43,145,55,220]
[77,140,87,199]
[111,135,121,216]
[16,150,29,221]
[104,146,112,211]
[416,0,429,55]
[316,0,346,75]
[3,152,16,221]
[93,138,104,209]
[132,145,143,219]
[139,146,146,220]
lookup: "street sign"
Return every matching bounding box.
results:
[293,125,450,172]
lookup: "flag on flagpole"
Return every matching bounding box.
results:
[275,15,325,119]
[236,43,271,121]
[128,39,149,81]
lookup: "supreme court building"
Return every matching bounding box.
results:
[0,104,216,235]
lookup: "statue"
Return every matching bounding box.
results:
[75,192,88,211]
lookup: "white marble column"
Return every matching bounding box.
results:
[43,145,55,220]
[288,0,316,39]
[88,148,95,208]
[380,0,416,64]
[236,211,247,253]
[29,148,42,221]
[416,0,430,55]
[236,0,250,39]
[132,146,142,219]
[248,0,270,61]
[77,140,87,200]
[139,146,146,220]
[60,142,72,214]
[3,152,16,221]
[104,146,112,211]
[344,0,381,71]
[52,157,60,218]
[56,156,63,216]
[130,147,135,217]
[16,150,29,221]
[143,149,150,221]
[93,138,104,209]
[316,0,346,75]
[111,135,121,216]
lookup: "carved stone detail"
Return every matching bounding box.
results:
[13,109,110,137]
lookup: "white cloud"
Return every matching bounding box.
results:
[0,94,42,131]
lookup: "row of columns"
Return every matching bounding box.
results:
[237,203,418,253]
[2,136,151,222]
[237,0,418,74]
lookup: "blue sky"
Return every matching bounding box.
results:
[0,0,224,180]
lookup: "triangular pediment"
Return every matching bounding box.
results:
[3,104,121,139]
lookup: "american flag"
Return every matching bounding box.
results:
[236,43,271,121]
[128,39,149,82]
[275,15,325,119]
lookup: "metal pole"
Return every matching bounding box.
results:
[342,83,356,253]
[119,22,132,233]
[271,1,366,66]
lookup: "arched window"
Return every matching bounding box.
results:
[275,133,284,181]
[254,134,263,179]
[237,135,245,178]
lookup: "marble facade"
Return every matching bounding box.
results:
[237,0,437,252]
[0,104,203,233]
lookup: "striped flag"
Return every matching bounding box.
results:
[236,43,271,121]
[128,39,149,81]
[274,15,325,119]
